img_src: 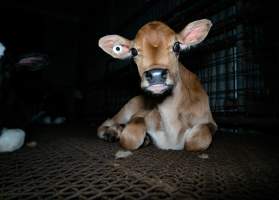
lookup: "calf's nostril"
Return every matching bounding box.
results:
[144,68,169,83]
[145,71,153,81]
[161,70,167,80]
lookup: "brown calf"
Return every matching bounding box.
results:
[97,19,217,151]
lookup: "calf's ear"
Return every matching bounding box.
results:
[179,19,212,49]
[98,35,132,59]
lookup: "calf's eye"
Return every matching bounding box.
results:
[173,42,181,53]
[130,48,138,57]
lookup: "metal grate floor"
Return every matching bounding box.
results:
[1,125,279,200]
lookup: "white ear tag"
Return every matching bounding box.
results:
[112,45,123,54]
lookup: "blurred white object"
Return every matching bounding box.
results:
[0,42,5,58]
[43,116,51,124]
[198,153,209,159]
[53,117,66,124]
[115,150,133,159]
[26,141,37,148]
[0,128,25,152]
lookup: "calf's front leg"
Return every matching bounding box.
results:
[119,117,147,150]
[184,123,215,151]
[98,115,147,150]
[97,119,124,142]
[97,96,145,144]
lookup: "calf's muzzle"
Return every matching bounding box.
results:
[142,68,173,95]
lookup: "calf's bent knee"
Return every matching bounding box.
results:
[185,124,212,152]
[120,121,146,150]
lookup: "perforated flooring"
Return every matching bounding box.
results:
[1,125,279,200]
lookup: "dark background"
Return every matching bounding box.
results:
[0,0,278,132]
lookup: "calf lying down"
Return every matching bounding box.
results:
[97,19,217,151]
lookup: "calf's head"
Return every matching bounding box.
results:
[99,19,212,95]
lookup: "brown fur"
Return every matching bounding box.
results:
[120,117,146,150]
[98,20,217,151]
[185,124,212,151]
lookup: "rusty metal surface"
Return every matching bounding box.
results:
[1,125,279,199]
